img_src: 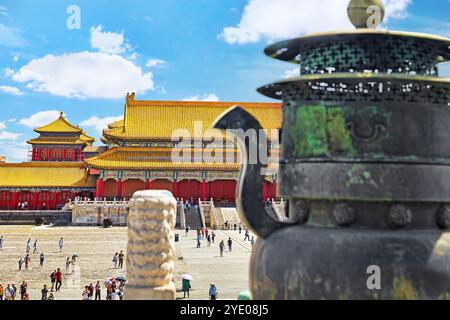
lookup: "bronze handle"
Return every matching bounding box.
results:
[213,106,297,239]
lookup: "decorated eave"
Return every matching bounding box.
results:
[0,162,97,189]
[27,136,88,145]
[85,146,241,171]
[101,93,282,143]
[85,146,280,172]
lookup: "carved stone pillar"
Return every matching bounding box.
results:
[125,190,176,300]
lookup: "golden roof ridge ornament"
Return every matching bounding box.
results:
[347,0,385,29]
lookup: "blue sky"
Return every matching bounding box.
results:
[0,0,449,162]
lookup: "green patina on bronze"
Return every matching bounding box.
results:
[291,105,355,157]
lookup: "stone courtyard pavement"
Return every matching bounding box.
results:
[0,225,255,300]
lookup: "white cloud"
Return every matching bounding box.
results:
[220,0,411,44]
[0,122,5,130]
[0,23,27,47]
[3,68,15,77]
[19,110,61,128]
[183,93,220,102]
[0,85,24,95]
[0,142,29,162]
[90,25,126,54]
[0,6,8,16]
[146,58,166,68]
[80,115,123,135]
[7,118,16,123]
[0,131,20,140]
[12,55,19,62]
[283,68,299,79]
[12,51,154,99]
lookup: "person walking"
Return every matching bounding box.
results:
[39,252,45,267]
[58,237,64,252]
[244,229,250,241]
[209,283,218,300]
[205,227,209,239]
[0,235,3,251]
[239,224,242,234]
[33,239,38,254]
[227,237,233,252]
[113,252,119,269]
[71,255,76,273]
[95,281,101,300]
[24,254,30,270]
[88,283,94,300]
[41,285,49,300]
[50,270,56,292]
[250,236,255,248]
[26,238,31,254]
[118,282,125,300]
[0,283,3,300]
[219,240,225,257]
[11,283,17,300]
[182,278,191,298]
[19,281,27,300]
[185,225,190,237]
[4,284,14,300]
[211,231,216,244]
[55,268,62,291]
[196,233,201,248]
[207,234,211,247]
[18,257,23,271]
[65,257,71,274]
[118,250,124,269]
[82,286,90,300]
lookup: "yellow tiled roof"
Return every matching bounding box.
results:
[103,98,281,141]
[85,147,242,171]
[27,136,88,145]
[0,162,96,188]
[34,112,82,134]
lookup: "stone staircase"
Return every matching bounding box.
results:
[219,208,241,226]
[184,205,204,230]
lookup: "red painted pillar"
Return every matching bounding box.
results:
[117,179,123,199]
[63,149,67,161]
[96,179,104,199]
[172,179,178,198]
[32,192,38,210]
[145,179,151,190]
[272,182,277,199]
[11,191,18,209]
[201,179,207,201]
[262,182,268,201]
[52,191,57,210]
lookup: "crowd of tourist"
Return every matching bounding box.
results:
[0,235,127,300]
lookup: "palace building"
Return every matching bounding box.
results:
[0,93,281,210]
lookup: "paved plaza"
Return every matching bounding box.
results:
[0,225,254,300]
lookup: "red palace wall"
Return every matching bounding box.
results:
[178,180,201,202]
[0,190,92,210]
[209,180,237,202]
[32,147,83,162]
[103,179,118,198]
[94,178,277,203]
[122,179,145,198]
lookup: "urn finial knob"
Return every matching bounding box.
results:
[347,0,385,29]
